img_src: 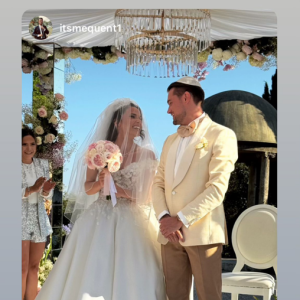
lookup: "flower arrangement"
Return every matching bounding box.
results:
[22,42,53,73]
[38,236,55,287]
[85,140,123,172]
[62,223,73,236]
[85,141,123,203]
[54,45,124,66]
[22,80,77,191]
[193,37,277,81]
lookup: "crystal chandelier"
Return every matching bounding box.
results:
[114,9,211,78]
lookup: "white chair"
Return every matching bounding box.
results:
[222,204,277,300]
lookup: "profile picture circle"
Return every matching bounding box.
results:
[29,16,52,40]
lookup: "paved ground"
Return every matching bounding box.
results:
[192,290,276,300]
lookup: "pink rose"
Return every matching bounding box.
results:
[88,143,97,151]
[252,52,264,62]
[96,142,105,153]
[223,64,235,71]
[105,142,119,154]
[217,60,224,67]
[22,58,29,67]
[244,40,250,45]
[22,67,32,74]
[39,61,49,69]
[62,47,73,54]
[242,45,252,55]
[252,44,258,52]
[202,70,209,77]
[87,159,95,170]
[38,106,47,118]
[198,62,207,70]
[108,160,121,172]
[59,111,68,121]
[55,93,65,101]
[91,154,106,169]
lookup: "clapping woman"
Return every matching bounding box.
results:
[22,127,56,300]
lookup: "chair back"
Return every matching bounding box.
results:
[232,204,277,275]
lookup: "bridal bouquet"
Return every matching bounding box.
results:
[85,140,123,206]
[85,140,123,172]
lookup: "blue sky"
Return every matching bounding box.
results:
[22,58,276,189]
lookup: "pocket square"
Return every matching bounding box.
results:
[195,137,208,150]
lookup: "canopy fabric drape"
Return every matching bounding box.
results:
[22,9,277,53]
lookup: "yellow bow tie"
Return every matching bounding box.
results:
[177,121,197,138]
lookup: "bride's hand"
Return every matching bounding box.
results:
[98,168,109,189]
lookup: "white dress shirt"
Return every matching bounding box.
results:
[22,162,38,204]
[159,112,206,227]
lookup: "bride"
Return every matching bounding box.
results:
[36,99,166,300]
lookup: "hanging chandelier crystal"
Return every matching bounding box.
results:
[114,9,211,78]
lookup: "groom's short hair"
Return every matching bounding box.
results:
[167,82,205,107]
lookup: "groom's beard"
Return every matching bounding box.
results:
[173,111,186,125]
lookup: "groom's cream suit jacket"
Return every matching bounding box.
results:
[152,114,238,246]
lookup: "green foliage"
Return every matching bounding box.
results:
[38,236,54,287]
[262,69,277,110]
[32,72,56,117]
[224,163,249,221]
[22,70,77,192]
[222,163,249,258]
[270,69,277,110]
[262,81,270,102]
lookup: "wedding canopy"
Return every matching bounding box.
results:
[22,9,277,53]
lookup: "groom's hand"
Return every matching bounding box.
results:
[166,232,179,243]
[166,230,185,243]
[160,216,183,239]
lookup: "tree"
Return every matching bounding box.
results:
[270,69,277,110]
[262,82,271,102]
[222,163,249,258]
[262,69,277,110]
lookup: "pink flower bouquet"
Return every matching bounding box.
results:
[85,140,123,172]
[85,141,123,206]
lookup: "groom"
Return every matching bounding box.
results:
[32,18,49,40]
[152,77,238,300]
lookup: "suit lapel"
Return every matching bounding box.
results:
[172,115,212,189]
[165,135,181,188]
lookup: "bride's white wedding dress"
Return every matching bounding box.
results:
[36,162,166,300]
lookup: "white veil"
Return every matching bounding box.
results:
[65,98,159,225]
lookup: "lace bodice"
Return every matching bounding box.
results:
[86,159,158,224]
[111,162,140,191]
[95,159,158,203]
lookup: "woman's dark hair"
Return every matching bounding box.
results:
[22,126,36,140]
[105,103,145,142]
[167,82,205,107]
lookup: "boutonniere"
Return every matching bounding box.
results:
[195,137,208,150]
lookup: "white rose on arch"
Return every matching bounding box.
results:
[44,133,56,144]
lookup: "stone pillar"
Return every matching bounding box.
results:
[258,152,276,204]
